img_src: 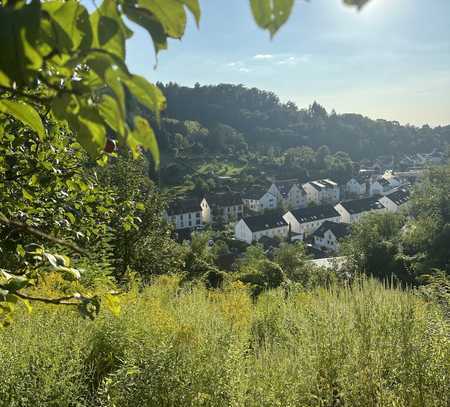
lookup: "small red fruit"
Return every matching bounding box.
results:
[104,139,116,153]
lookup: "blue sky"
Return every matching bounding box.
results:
[126,0,450,127]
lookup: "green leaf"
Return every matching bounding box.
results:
[124,75,166,120]
[180,0,201,26]
[249,0,294,37]
[0,271,31,292]
[0,100,45,140]
[0,0,42,87]
[66,212,76,224]
[22,189,34,201]
[16,245,26,258]
[90,0,131,60]
[129,116,160,168]
[137,0,186,38]
[41,0,92,52]
[136,202,145,210]
[123,4,168,54]
[99,95,125,136]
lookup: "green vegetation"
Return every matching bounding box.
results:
[0,277,448,406]
[1,0,449,404]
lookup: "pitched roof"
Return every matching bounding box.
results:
[378,178,391,187]
[345,175,368,185]
[338,196,385,214]
[242,186,270,200]
[313,221,351,240]
[385,188,410,206]
[205,192,243,207]
[289,204,341,223]
[167,199,201,215]
[307,179,338,191]
[242,212,287,232]
[320,178,338,187]
[273,179,299,198]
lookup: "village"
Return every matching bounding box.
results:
[164,167,414,259]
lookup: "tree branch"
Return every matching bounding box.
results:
[0,214,87,255]
[14,291,79,306]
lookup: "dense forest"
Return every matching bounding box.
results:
[156,83,450,160]
[148,83,450,195]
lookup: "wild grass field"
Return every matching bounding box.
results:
[1,277,448,407]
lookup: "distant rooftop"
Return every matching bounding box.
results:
[273,179,300,198]
[313,220,351,240]
[385,188,410,206]
[289,204,340,223]
[205,192,243,207]
[242,212,287,232]
[167,198,201,215]
[339,196,385,214]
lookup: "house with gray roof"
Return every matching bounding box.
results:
[234,212,289,244]
[334,196,386,224]
[313,221,351,253]
[283,204,341,239]
[379,188,410,212]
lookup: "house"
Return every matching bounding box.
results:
[382,171,402,189]
[202,192,243,224]
[303,179,340,205]
[379,188,410,212]
[312,221,351,253]
[267,179,307,209]
[165,199,204,230]
[242,188,277,212]
[283,204,341,239]
[343,176,367,198]
[378,177,394,194]
[234,212,289,244]
[334,196,386,224]
[368,178,384,196]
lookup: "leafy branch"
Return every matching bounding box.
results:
[0,214,87,255]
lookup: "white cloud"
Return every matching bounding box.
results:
[225,61,251,73]
[277,55,311,66]
[253,54,274,60]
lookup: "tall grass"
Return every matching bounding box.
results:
[0,277,448,406]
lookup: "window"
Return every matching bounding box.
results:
[188,221,192,227]
[188,213,192,219]
[196,219,201,225]
[196,212,200,218]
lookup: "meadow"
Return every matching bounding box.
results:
[0,277,448,407]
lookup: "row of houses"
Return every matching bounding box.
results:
[164,174,405,232]
[241,174,403,213]
[234,188,411,253]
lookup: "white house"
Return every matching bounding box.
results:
[334,196,387,224]
[268,179,307,209]
[368,178,384,196]
[379,188,410,213]
[165,199,205,230]
[283,204,341,239]
[312,221,351,253]
[203,192,243,224]
[343,177,367,198]
[242,189,277,212]
[234,213,289,244]
[303,179,340,205]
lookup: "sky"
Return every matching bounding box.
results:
[125,0,450,127]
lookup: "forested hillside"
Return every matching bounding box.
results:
[156,83,450,160]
